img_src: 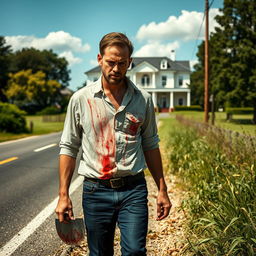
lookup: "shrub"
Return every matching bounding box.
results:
[174,105,202,111]
[37,106,61,115]
[226,107,253,115]
[0,102,27,133]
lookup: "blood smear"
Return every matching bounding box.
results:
[87,99,116,179]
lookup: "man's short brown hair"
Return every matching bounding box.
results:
[99,32,134,57]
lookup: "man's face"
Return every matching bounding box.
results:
[98,45,132,86]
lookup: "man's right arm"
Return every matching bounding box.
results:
[55,154,76,222]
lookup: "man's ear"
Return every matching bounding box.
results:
[97,54,103,66]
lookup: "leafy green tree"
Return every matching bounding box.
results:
[191,0,256,123]
[0,36,12,101]
[10,48,71,87]
[6,69,61,110]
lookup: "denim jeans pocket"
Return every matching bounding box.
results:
[83,180,99,194]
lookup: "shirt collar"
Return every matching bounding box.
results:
[91,76,103,95]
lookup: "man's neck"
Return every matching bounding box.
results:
[101,77,127,110]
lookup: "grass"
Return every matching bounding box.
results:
[159,117,256,255]
[170,111,256,136]
[0,114,65,142]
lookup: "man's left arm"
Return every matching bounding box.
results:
[144,147,172,221]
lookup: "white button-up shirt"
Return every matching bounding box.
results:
[59,77,159,179]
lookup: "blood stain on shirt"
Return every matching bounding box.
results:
[126,114,141,136]
[87,99,116,179]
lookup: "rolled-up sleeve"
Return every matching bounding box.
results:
[141,96,160,151]
[59,95,82,158]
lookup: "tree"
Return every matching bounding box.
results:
[191,0,256,123]
[10,48,71,87]
[0,36,12,101]
[6,69,61,111]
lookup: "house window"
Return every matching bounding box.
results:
[178,76,183,86]
[160,59,168,69]
[162,76,167,87]
[141,74,150,86]
[178,98,183,106]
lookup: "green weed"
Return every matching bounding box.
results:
[159,117,256,255]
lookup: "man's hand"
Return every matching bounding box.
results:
[55,196,74,223]
[156,190,172,221]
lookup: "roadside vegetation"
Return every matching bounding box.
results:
[0,114,65,142]
[171,111,256,136]
[159,117,256,255]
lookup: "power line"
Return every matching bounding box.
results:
[190,0,215,61]
[209,0,215,9]
[191,12,205,60]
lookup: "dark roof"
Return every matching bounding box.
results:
[85,57,190,74]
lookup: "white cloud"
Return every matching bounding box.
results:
[59,51,82,66]
[5,31,91,53]
[190,59,199,70]
[90,59,98,66]
[136,9,220,42]
[5,31,90,66]
[134,41,179,57]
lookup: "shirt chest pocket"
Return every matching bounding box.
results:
[123,112,143,136]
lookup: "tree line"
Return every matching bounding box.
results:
[190,0,256,123]
[0,37,71,114]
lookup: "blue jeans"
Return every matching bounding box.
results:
[82,177,148,256]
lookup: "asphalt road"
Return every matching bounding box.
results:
[0,133,84,256]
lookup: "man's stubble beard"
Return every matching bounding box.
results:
[102,71,126,86]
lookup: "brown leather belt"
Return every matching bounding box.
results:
[84,172,145,189]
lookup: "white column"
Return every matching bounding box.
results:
[133,74,136,84]
[187,91,191,106]
[152,92,157,108]
[152,73,156,88]
[170,92,174,109]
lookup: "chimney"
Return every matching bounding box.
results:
[170,50,176,61]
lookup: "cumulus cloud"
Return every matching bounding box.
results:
[5,31,90,53]
[90,59,99,66]
[134,41,179,57]
[5,31,90,66]
[190,59,199,70]
[59,51,82,66]
[136,9,220,42]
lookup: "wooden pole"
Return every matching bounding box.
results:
[204,0,209,123]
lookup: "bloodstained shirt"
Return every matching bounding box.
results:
[59,77,159,179]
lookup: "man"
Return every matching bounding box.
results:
[55,32,171,256]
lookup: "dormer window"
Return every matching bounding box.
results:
[160,59,168,69]
[141,74,150,86]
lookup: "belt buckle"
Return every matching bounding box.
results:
[110,178,124,189]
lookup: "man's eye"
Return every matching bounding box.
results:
[107,61,115,66]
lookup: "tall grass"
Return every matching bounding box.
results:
[160,117,256,255]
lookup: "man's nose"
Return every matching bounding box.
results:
[112,63,119,72]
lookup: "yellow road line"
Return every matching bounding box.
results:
[0,157,18,165]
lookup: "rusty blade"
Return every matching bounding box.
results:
[55,218,85,245]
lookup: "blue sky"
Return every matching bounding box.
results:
[1,0,223,90]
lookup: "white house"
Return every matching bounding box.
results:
[85,56,191,112]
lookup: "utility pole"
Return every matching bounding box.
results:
[204,0,209,123]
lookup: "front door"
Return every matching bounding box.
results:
[160,96,167,108]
